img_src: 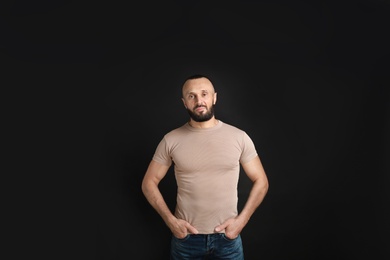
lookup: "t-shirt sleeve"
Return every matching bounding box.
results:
[152,137,172,166]
[239,132,258,164]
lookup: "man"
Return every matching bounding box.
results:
[141,74,269,259]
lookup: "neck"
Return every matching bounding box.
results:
[188,117,218,129]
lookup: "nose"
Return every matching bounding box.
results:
[196,100,205,108]
[194,96,204,106]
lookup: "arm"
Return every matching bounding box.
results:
[141,160,198,238]
[215,155,269,238]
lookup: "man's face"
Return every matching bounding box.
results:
[182,78,217,122]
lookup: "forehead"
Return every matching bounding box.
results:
[182,78,215,95]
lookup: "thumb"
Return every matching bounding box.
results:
[215,221,229,232]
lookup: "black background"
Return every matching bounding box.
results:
[3,1,389,259]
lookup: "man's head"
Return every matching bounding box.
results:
[181,75,217,122]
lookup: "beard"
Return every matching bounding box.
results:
[186,104,215,122]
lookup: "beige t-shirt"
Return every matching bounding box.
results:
[152,120,258,234]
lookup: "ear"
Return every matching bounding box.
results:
[182,98,187,109]
[213,92,217,105]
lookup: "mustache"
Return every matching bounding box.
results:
[194,105,206,109]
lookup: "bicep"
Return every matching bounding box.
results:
[143,160,171,185]
[241,155,268,183]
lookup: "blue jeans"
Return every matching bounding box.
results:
[170,233,244,260]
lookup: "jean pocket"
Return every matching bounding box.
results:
[222,233,239,241]
[173,234,190,242]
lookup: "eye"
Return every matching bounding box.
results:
[202,93,207,97]
[189,94,194,99]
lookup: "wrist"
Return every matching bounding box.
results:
[236,213,250,225]
[164,214,177,228]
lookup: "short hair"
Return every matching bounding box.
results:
[183,74,215,91]
[184,74,210,81]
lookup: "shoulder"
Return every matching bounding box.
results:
[220,121,246,135]
[220,121,255,144]
[163,123,189,140]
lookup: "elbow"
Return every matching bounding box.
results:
[264,180,269,194]
[141,175,160,197]
[260,177,269,194]
[141,178,149,196]
[264,176,269,190]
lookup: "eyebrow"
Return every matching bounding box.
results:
[186,90,209,95]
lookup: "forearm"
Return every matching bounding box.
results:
[141,181,176,225]
[215,177,269,237]
[237,178,269,223]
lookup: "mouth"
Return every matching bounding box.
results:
[195,106,206,112]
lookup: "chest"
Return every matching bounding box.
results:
[170,134,242,172]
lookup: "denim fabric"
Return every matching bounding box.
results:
[170,233,244,260]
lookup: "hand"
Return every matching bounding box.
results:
[169,218,198,239]
[214,217,246,239]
